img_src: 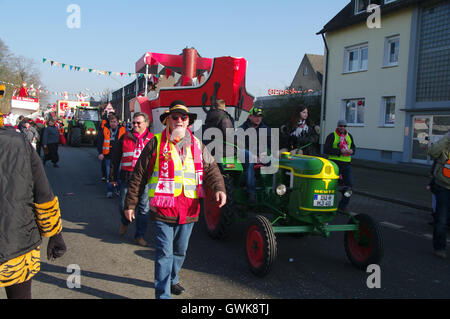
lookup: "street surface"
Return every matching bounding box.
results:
[2,145,450,300]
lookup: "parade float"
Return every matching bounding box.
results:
[128,48,255,134]
[3,82,41,126]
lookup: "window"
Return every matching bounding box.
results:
[384,36,399,67]
[344,44,368,72]
[355,0,381,14]
[303,67,308,76]
[342,98,365,125]
[380,97,396,126]
[355,0,370,14]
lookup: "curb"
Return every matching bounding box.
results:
[354,190,431,213]
[352,161,430,178]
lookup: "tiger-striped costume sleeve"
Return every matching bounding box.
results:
[30,143,63,237]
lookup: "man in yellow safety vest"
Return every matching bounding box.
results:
[324,120,356,213]
[124,100,226,299]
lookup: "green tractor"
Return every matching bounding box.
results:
[202,151,383,277]
[67,106,101,147]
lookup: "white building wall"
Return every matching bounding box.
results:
[324,8,414,156]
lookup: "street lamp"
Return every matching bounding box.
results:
[111,77,125,122]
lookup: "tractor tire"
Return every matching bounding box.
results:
[202,174,235,240]
[245,215,277,277]
[70,127,82,147]
[344,213,383,270]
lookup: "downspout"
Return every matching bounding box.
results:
[320,32,329,155]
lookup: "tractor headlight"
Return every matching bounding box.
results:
[86,131,91,135]
[276,184,287,196]
[92,131,97,135]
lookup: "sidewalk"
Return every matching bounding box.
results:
[351,159,432,212]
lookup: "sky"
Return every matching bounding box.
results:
[0,0,348,103]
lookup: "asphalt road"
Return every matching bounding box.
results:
[2,145,450,301]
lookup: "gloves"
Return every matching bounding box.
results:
[47,233,67,261]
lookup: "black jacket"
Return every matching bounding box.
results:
[204,109,234,135]
[280,124,319,155]
[238,119,272,156]
[0,127,54,263]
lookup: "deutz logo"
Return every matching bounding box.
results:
[314,190,335,194]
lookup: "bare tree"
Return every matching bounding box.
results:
[99,88,112,104]
[0,37,48,113]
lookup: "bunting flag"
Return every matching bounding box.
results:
[42,57,211,88]
[0,79,108,97]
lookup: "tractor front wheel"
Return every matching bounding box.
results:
[344,213,383,270]
[245,215,277,277]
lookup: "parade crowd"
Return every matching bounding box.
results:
[0,99,449,299]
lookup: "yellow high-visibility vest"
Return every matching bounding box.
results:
[328,131,352,163]
[148,133,200,199]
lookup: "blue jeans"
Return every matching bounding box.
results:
[153,220,194,299]
[433,184,450,251]
[101,158,106,178]
[241,149,255,195]
[104,158,120,194]
[120,180,150,239]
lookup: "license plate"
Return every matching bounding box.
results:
[313,195,334,207]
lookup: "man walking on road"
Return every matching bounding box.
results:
[124,100,226,299]
[110,112,153,247]
[428,131,450,259]
[42,118,61,168]
[98,113,126,198]
[324,120,356,212]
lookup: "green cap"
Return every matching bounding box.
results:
[250,106,263,116]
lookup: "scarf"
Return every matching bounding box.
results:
[151,127,204,208]
[132,129,148,168]
[292,120,309,137]
[336,129,350,155]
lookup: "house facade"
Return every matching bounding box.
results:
[290,54,324,93]
[319,0,450,164]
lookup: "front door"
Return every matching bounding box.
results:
[411,116,432,164]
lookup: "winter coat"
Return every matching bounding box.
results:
[280,123,319,155]
[238,119,272,156]
[42,125,60,145]
[428,135,450,190]
[0,127,59,265]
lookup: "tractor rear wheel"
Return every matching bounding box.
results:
[344,213,383,270]
[70,127,81,147]
[245,215,277,277]
[202,174,235,240]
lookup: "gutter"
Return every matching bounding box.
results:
[319,32,329,154]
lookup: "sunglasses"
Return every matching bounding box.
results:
[339,125,347,128]
[171,114,189,121]
[133,121,144,125]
